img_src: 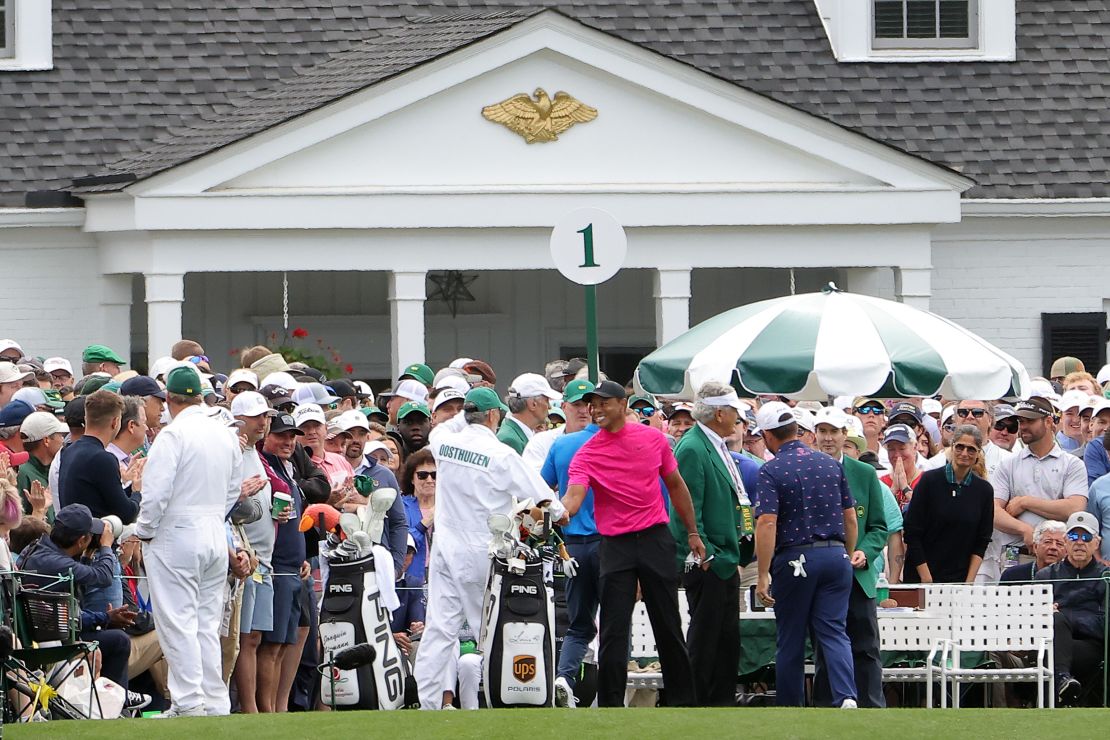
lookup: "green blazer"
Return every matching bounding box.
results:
[843,454,890,599]
[496,416,529,455]
[668,424,748,580]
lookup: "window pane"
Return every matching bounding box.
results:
[905,1,937,38]
[939,1,970,38]
[874,0,905,38]
[0,3,7,54]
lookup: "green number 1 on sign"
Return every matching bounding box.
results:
[577,223,600,268]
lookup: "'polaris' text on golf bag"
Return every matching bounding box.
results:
[480,556,555,707]
[318,552,406,709]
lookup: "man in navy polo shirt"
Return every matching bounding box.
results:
[753,402,858,708]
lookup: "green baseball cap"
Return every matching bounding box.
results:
[399,363,434,387]
[165,365,203,397]
[41,389,66,410]
[563,379,595,404]
[548,407,566,421]
[397,401,430,420]
[79,374,113,396]
[360,406,388,421]
[628,393,656,408]
[82,344,125,364]
[100,381,123,395]
[464,386,508,413]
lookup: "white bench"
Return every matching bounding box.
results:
[626,592,691,694]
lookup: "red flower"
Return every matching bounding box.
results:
[345,364,354,374]
[292,327,308,338]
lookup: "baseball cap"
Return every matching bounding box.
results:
[1058,389,1090,412]
[20,411,69,442]
[0,339,23,359]
[564,379,596,404]
[288,363,325,383]
[755,401,794,431]
[206,406,244,428]
[583,380,627,402]
[55,503,105,536]
[1050,356,1085,378]
[1014,396,1054,419]
[353,381,375,405]
[887,402,923,424]
[1066,511,1099,536]
[922,398,943,416]
[268,413,304,436]
[667,401,694,418]
[259,385,294,407]
[832,396,854,412]
[13,387,64,410]
[336,409,370,432]
[847,434,868,454]
[853,396,884,410]
[119,375,167,400]
[394,378,429,404]
[43,357,73,376]
[326,419,351,439]
[0,362,32,385]
[226,369,259,390]
[431,388,465,413]
[548,407,566,421]
[63,397,86,428]
[508,372,562,402]
[292,403,326,427]
[82,344,125,364]
[1098,364,1110,387]
[165,365,203,396]
[399,363,434,387]
[1090,397,1110,417]
[881,423,915,446]
[992,403,1018,421]
[563,358,588,378]
[326,379,367,400]
[291,382,339,407]
[700,388,749,413]
[434,372,471,395]
[364,441,392,459]
[231,391,278,418]
[0,400,35,427]
[814,406,851,430]
[792,407,816,432]
[464,386,508,413]
[360,406,388,422]
[398,401,431,420]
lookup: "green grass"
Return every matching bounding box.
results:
[6,708,1109,739]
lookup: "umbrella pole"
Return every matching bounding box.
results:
[585,284,599,383]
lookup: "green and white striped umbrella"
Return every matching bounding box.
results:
[634,284,1030,401]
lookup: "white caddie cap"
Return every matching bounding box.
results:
[508,372,561,401]
[337,409,370,432]
[813,406,851,430]
[432,388,466,412]
[364,441,392,459]
[756,401,795,431]
[1058,389,1091,412]
[292,403,326,427]
[792,407,816,432]
[43,357,73,376]
[230,391,277,418]
[922,398,943,415]
[226,368,259,390]
[0,339,23,357]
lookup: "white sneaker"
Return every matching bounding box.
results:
[839,698,858,709]
[151,704,206,719]
[554,676,576,708]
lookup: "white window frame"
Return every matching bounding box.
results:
[0,0,52,71]
[871,0,978,50]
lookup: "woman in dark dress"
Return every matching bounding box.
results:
[903,424,994,584]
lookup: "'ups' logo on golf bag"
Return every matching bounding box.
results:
[512,655,537,683]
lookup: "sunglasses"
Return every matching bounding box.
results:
[993,419,1019,433]
[952,443,980,455]
[956,408,987,419]
[187,355,211,366]
[942,423,956,433]
[856,407,885,416]
[634,406,656,418]
[415,470,437,481]
[1067,531,1095,543]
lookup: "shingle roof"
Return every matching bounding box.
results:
[3,1,1109,204]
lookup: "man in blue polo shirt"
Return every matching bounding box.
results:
[540,378,597,708]
[753,402,858,708]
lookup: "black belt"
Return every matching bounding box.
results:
[781,540,844,552]
[563,534,601,544]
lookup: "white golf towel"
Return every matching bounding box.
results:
[373,545,400,612]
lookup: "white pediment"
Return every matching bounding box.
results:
[221,49,878,192]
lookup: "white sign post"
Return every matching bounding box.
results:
[549,208,627,382]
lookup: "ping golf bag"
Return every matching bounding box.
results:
[318,549,407,710]
[479,516,557,708]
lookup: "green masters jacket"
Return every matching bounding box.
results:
[496,416,529,455]
[842,454,889,599]
[668,423,751,580]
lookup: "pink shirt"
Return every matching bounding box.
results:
[567,422,677,536]
[313,451,354,491]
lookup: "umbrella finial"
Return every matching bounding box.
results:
[822,282,842,294]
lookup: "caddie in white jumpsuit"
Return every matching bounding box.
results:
[136,365,243,717]
[413,386,565,709]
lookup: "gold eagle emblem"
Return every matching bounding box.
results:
[481,88,598,143]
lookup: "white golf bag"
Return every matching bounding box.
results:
[478,505,557,708]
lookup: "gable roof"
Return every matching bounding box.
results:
[2,1,1108,205]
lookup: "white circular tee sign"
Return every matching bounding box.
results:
[549,208,627,285]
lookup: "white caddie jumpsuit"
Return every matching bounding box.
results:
[412,414,565,709]
[136,404,243,715]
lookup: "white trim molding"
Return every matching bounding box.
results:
[0,207,83,228]
[961,199,1110,218]
[0,0,52,71]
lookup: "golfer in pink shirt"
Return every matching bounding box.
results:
[563,380,704,707]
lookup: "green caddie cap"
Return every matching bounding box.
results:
[79,375,112,396]
[399,363,434,387]
[464,386,508,413]
[82,344,126,364]
[628,393,656,408]
[397,401,431,420]
[165,365,203,397]
[563,379,595,404]
[360,406,388,421]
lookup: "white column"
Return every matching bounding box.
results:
[843,267,895,300]
[894,267,931,311]
[389,270,426,381]
[98,274,133,365]
[653,268,691,347]
[145,272,184,360]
